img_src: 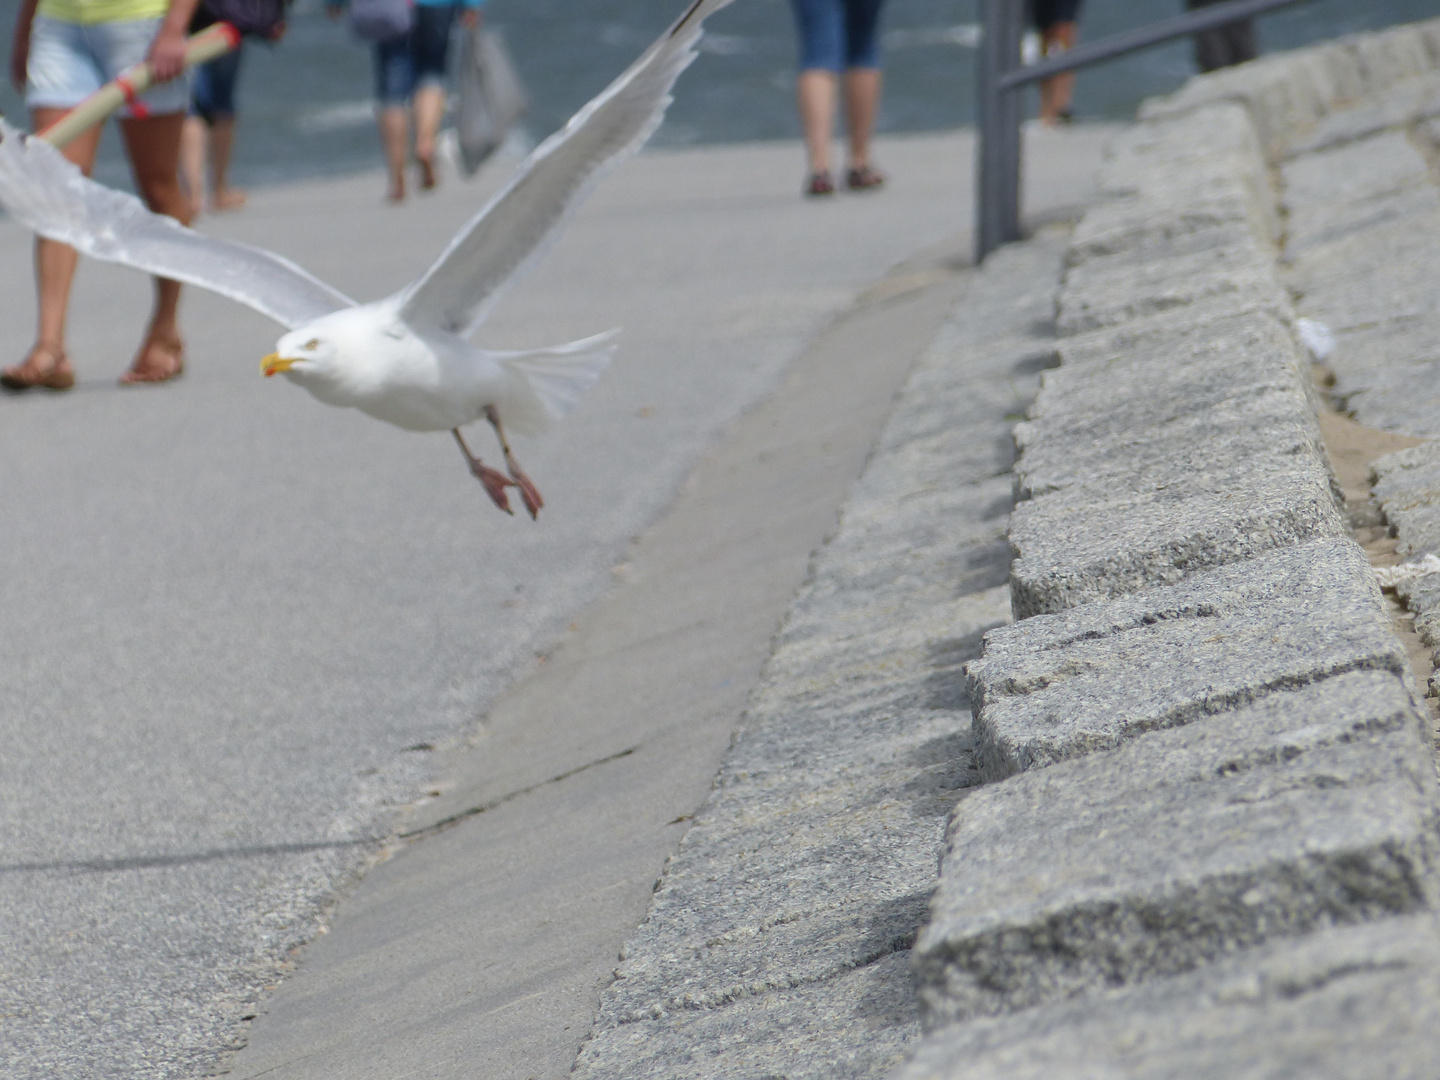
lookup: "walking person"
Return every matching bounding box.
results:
[331,0,482,203]
[4,0,198,389]
[1185,0,1257,72]
[180,33,247,214]
[1028,0,1082,125]
[788,0,887,198]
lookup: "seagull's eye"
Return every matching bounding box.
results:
[304,339,320,350]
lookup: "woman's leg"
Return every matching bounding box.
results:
[1038,21,1077,123]
[840,0,884,183]
[841,67,880,171]
[796,68,837,176]
[378,106,409,200]
[202,47,246,208]
[411,4,457,189]
[179,115,207,216]
[790,0,842,184]
[412,83,444,187]
[4,107,104,382]
[119,111,189,380]
[208,115,245,208]
[374,35,413,201]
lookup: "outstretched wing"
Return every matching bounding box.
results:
[397,0,735,337]
[0,119,353,330]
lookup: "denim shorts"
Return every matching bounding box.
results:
[789,0,885,71]
[191,43,243,123]
[26,14,191,118]
[373,4,457,105]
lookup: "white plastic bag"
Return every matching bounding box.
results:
[456,26,528,176]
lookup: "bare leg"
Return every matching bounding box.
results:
[208,115,246,209]
[842,67,880,171]
[1038,22,1078,124]
[378,105,409,202]
[452,427,518,515]
[1,107,104,388]
[179,115,206,218]
[412,83,445,190]
[796,68,837,178]
[119,112,189,383]
[485,405,543,519]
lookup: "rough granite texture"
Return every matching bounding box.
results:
[568,232,1071,1080]
[970,539,1408,781]
[1275,20,1440,705]
[1006,98,1347,619]
[901,916,1440,1080]
[899,20,1440,1080]
[916,671,1440,1027]
[566,22,1440,1080]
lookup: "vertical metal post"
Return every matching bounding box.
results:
[976,0,1024,262]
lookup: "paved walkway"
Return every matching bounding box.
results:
[0,126,1115,1079]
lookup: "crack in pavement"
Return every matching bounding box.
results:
[1,746,643,876]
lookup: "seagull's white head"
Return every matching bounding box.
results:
[261,306,414,401]
[261,316,350,383]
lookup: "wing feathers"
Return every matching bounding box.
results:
[0,120,353,330]
[397,0,736,337]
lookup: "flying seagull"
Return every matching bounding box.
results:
[0,0,735,518]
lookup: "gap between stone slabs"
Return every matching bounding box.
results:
[215,234,977,1080]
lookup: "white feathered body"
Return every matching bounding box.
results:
[274,303,616,436]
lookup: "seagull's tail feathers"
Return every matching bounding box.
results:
[495,329,618,436]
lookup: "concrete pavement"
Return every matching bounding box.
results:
[0,125,1114,1079]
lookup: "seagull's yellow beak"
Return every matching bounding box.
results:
[261,353,295,378]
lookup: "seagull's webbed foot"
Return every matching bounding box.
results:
[485,406,545,521]
[452,428,517,515]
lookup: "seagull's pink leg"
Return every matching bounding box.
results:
[452,428,516,515]
[485,406,544,520]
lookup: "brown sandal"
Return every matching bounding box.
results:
[1,345,75,392]
[120,338,185,386]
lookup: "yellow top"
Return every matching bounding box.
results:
[38,0,169,26]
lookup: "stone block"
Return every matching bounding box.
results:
[1394,569,1440,654]
[1422,17,1440,66]
[900,916,1440,1080]
[1281,130,1431,211]
[914,670,1437,1027]
[1284,182,1440,259]
[1299,41,1367,109]
[1056,294,1294,367]
[975,540,1402,778]
[1287,214,1440,331]
[1375,441,1440,559]
[1018,310,1316,500]
[1333,362,1440,440]
[1067,198,1262,268]
[1139,63,1325,152]
[1007,461,1344,619]
[1327,320,1440,384]
[1057,243,1284,336]
[1282,74,1440,158]
[1352,26,1434,94]
[575,951,919,1080]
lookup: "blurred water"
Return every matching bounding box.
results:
[0,0,1435,189]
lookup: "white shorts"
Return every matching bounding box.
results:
[26,14,191,118]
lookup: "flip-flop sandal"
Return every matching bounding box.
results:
[1,346,75,392]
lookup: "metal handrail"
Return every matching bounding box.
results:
[976,0,1318,262]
